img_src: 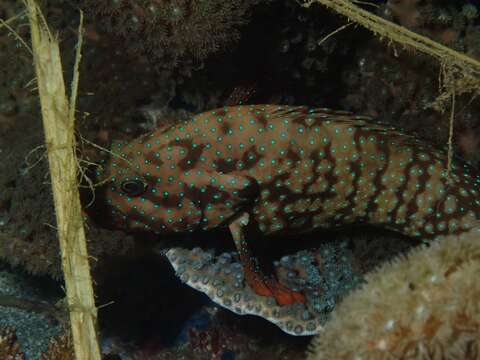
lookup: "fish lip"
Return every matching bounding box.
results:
[106,203,146,232]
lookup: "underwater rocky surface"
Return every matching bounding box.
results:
[1,0,480,359]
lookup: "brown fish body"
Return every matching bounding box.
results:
[102,104,480,305]
[104,104,480,240]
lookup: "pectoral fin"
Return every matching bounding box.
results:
[229,212,306,306]
[182,170,259,230]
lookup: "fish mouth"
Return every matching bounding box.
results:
[111,206,151,232]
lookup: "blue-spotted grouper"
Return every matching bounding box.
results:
[99,105,480,305]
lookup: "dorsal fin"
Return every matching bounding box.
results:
[268,105,436,151]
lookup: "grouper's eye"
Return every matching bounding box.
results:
[120,179,147,197]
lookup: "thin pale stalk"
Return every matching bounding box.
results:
[24,1,101,359]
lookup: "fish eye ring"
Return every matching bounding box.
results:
[120,179,147,197]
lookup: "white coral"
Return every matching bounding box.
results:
[307,227,480,360]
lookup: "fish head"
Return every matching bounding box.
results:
[97,135,203,234]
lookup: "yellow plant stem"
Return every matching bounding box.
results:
[25,1,101,359]
[302,0,480,77]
